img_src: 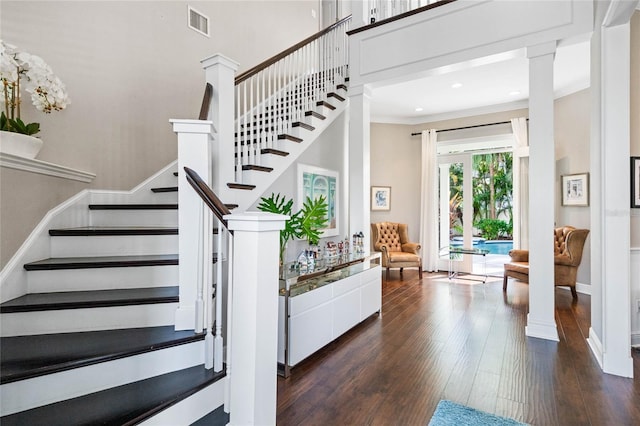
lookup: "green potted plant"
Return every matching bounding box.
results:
[1,40,70,158]
[257,193,329,263]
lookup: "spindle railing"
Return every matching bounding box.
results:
[233,16,351,182]
[185,166,232,372]
[359,0,455,30]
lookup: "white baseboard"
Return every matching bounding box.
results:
[587,327,604,370]
[575,282,591,295]
[632,332,640,347]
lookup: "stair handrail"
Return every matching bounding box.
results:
[198,83,213,120]
[184,166,232,232]
[235,15,352,85]
[232,16,351,183]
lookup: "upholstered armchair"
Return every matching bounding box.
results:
[371,222,422,279]
[503,226,589,298]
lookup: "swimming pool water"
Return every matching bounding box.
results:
[450,240,513,255]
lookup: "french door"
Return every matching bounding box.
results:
[438,153,473,273]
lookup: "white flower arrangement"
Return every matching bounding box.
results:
[1,40,70,135]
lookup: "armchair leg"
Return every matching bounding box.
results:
[400,268,403,279]
[419,268,422,279]
[570,286,578,299]
[386,268,390,280]
[503,275,508,291]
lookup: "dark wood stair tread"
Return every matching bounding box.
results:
[305,110,326,120]
[227,183,255,190]
[242,165,273,172]
[23,254,179,271]
[192,405,229,426]
[151,186,178,193]
[0,364,224,425]
[49,226,178,236]
[0,326,204,384]
[277,134,303,143]
[88,204,178,210]
[261,148,289,157]
[327,92,346,102]
[0,286,179,313]
[291,122,315,131]
[316,100,336,110]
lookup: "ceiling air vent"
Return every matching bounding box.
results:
[188,6,209,37]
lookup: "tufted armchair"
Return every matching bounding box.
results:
[503,226,589,299]
[371,222,422,279]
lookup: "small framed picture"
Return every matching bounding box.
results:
[632,157,640,208]
[561,173,589,206]
[371,186,391,211]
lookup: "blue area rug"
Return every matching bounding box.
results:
[428,400,528,426]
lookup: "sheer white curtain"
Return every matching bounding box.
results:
[511,117,529,250]
[420,129,439,271]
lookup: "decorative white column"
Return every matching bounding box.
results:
[588,14,633,377]
[525,41,559,342]
[348,84,372,253]
[171,119,216,330]
[201,54,239,199]
[225,212,287,426]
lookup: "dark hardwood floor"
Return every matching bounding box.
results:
[277,271,640,426]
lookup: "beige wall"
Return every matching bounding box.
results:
[554,89,591,284]
[370,123,422,242]
[0,1,319,267]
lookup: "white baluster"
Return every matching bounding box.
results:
[236,86,242,183]
[195,202,205,333]
[204,207,214,369]
[224,232,233,412]
[213,224,224,372]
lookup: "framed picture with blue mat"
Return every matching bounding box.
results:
[429,400,528,426]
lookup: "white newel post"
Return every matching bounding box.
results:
[225,212,287,426]
[171,119,216,331]
[201,54,239,199]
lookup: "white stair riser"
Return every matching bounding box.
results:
[51,235,178,257]
[90,210,178,227]
[27,265,178,293]
[0,341,204,416]
[1,303,178,336]
[139,377,226,426]
[139,191,178,204]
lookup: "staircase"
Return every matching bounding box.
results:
[0,17,351,425]
[0,172,229,425]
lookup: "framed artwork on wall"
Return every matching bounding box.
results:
[371,186,391,211]
[561,173,589,206]
[297,164,339,237]
[632,157,640,208]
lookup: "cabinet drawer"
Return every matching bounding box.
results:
[289,283,332,316]
[361,278,381,320]
[333,273,360,297]
[360,265,381,284]
[333,288,361,338]
[289,300,333,366]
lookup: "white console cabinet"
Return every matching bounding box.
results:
[278,254,381,376]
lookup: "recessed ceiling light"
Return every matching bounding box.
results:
[451,83,463,89]
[509,90,521,96]
[415,107,423,112]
